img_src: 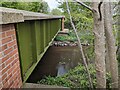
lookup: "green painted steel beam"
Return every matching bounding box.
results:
[23,29,61,83]
[16,21,37,79]
[16,19,62,83]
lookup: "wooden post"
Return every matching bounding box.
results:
[62,17,64,31]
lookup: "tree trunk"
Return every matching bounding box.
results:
[92,1,106,88]
[117,3,120,88]
[105,43,110,73]
[104,2,118,88]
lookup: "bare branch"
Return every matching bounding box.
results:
[65,0,93,88]
[98,1,103,21]
[73,0,94,12]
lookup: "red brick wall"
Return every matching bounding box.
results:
[0,24,22,89]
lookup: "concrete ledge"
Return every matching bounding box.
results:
[0,7,24,24]
[0,11,24,24]
[23,83,71,90]
[0,7,65,24]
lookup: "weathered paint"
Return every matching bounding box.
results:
[16,19,61,82]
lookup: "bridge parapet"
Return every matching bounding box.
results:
[0,7,65,24]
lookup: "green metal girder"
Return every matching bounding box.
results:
[16,21,37,78]
[16,19,62,83]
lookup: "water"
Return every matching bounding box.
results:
[27,46,81,83]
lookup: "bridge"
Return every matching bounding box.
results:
[0,7,65,88]
[16,10,64,82]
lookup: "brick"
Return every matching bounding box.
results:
[13,66,19,74]
[0,77,1,83]
[2,24,10,29]
[2,77,8,86]
[2,24,14,32]
[16,83,19,88]
[13,45,17,49]
[0,44,7,52]
[9,74,16,83]
[8,80,14,88]
[9,49,17,57]
[2,26,10,32]
[0,83,3,90]
[2,55,9,63]
[12,35,16,40]
[1,73,7,81]
[19,81,22,88]
[7,68,12,75]
[10,83,15,88]
[11,58,17,66]
[16,70,21,77]
[7,73,12,82]
[2,63,5,69]
[2,81,9,88]
[17,79,22,86]
[14,80,19,88]
[6,31,15,36]
[13,73,18,81]
[4,47,13,55]
[7,64,15,75]
[0,64,2,69]
[1,24,22,89]
[1,65,10,74]
[14,54,18,59]
[0,63,5,70]
[2,37,12,45]
[5,56,14,66]
[16,60,20,66]
[10,24,15,30]
[0,41,2,46]
[7,76,14,84]
[7,40,16,47]
[15,76,18,81]
[0,52,3,58]
[0,32,5,38]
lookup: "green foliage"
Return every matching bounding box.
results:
[55,31,77,41]
[78,31,94,44]
[58,2,94,44]
[57,1,94,62]
[0,1,50,13]
[55,35,77,42]
[58,2,93,29]
[50,8,62,15]
[38,63,111,88]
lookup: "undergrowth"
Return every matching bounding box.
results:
[38,63,111,88]
[55,31,77,41]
